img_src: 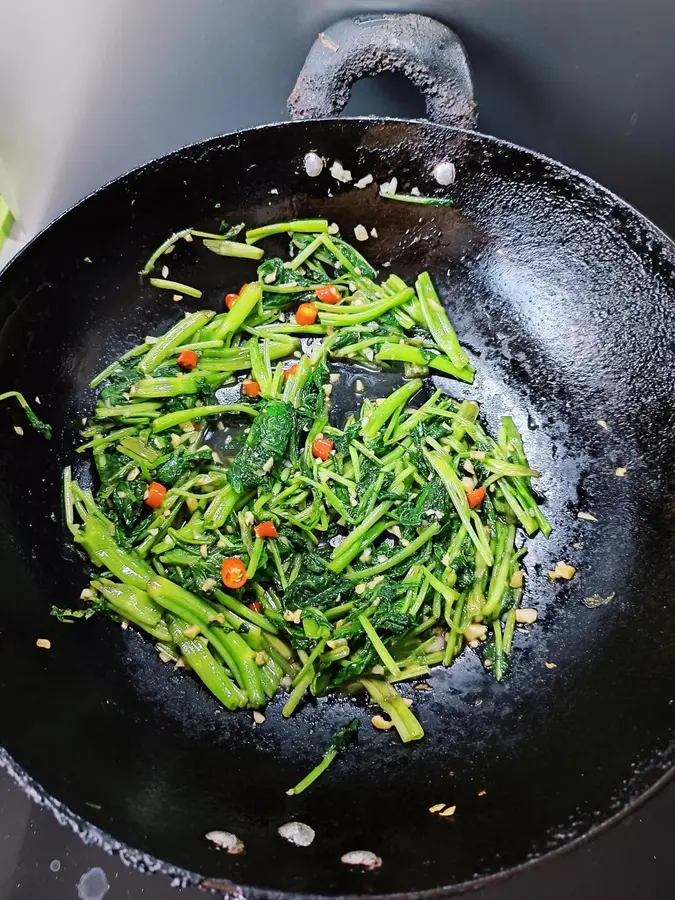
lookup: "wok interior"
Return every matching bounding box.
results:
[0,120,674,895]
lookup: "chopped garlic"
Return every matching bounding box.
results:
[544,661,558,670]
[303,152,323,177]
[262,456,275,473]
[205,831,245,854]
[354,378,365,393]
[379,177,398,196]
[548,561,576,581]
[439,805,457,817]
[597,419,608,429]
[184,624,201,639]
[161,264,169,278]
[577,511,598,522]
[370,227,378,238]
[330,160,352,183]
[355,174,374,189]
[173,294,182,302]
[283,609,302,624]
[354,583,367,596]
[341,850,382,870]
[200,543,208,559]
[464,623,487,642]
[463,459,475,475]
[615,467,627,477]
[433,161,456,185]
[371,715,394,730]
[252,711,265,725]
[429,803,446,814]
[515,608,538,624]
[583,592,615,608]
[36,638,51,649]
[354,224,369,242]
[510,570,524,589]
[278,821,315,847]
[244,510,255,526]
[327,638,347,650]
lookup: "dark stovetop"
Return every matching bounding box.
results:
[2,0,675,897]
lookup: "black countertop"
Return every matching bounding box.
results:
[2,0,675,896]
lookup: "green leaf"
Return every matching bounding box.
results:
[227,400,293,492]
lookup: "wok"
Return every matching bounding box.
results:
[1,12,674,897]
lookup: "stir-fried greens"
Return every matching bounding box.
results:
[61,217,551,757]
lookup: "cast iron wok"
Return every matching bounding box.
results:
[1,12,674,898]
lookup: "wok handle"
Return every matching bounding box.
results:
[288,13,477,129]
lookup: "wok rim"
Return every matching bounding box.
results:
[2,116,674,283]
[3,744,673,899]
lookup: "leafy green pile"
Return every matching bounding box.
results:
[62,218,550,747]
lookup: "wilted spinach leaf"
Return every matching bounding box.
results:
[228,400,293,492]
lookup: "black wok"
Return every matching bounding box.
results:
[1,13,674,898]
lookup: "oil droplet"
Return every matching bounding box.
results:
[50,859,61,873]
[77,867,109,900]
